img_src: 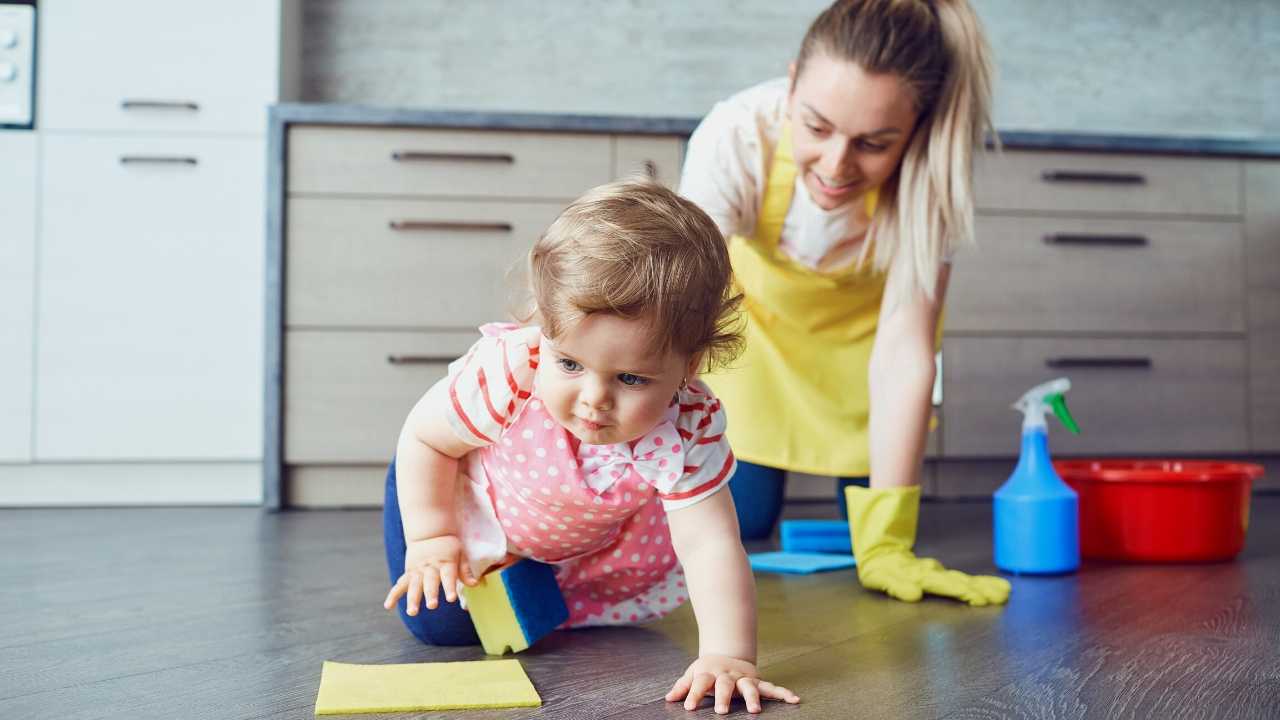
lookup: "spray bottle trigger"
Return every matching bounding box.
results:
[1048,393,1080,434]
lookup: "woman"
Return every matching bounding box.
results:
[680,0,1010,606]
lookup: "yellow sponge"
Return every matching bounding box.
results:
[313,659,540,714]
[460,559,569,656]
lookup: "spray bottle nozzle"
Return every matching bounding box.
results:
[1046,393,1080,434]
[1013,378,1081,434]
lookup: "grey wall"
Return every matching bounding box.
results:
[301,0,1279,139]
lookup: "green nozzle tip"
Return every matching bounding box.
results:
[1048,393,1080,434]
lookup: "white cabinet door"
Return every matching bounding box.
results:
[38,1,281,134]
[0,133,36,462]
[36,134,265,461]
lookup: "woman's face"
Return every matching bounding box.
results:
[788,54,919,211]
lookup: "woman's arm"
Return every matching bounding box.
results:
[867,262,949,489]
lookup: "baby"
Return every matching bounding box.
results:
[382,179,799,714]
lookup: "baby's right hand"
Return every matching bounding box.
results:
[383,534,478,616]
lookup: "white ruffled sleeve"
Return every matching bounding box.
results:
[430,324,541,447]
[657,381,737,512]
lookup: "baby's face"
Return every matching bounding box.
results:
[538,313,693,446]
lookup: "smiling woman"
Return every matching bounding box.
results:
[680,0,1011,608]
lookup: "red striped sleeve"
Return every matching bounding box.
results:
[476,368,504,427]
[661,452,735,501]
[448,358,494,445]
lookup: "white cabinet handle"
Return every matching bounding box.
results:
[1041,170,1145,185]
[119,155,198,166]
[391,150,514,164]
[387,354,455,365]
[388,220,512,232]
[121,99,200,112]
[1045,357,1153,369]
[1042,233,1149,247]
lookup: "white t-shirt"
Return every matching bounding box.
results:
[679,77,875,272]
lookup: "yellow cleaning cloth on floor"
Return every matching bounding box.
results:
[314,659,541,715]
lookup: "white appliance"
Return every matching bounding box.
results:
[0,1,34,128]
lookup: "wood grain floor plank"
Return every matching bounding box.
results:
[1,497,1275,719]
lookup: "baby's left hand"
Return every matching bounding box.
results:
[665,654,799,714]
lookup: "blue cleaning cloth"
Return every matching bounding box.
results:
[780,519,853,554]
[748,551,856,575]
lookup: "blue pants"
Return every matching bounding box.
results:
[383,460,480,646]
[728,460,869,540]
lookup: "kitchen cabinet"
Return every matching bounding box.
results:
[0,132,37,463]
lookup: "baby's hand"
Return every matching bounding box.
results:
[383,534,478,616]
[665,655,799,714]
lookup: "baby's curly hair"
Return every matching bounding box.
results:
[523,179,743,372]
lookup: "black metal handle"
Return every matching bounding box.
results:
[391,151,515,164]
[1043,233,1149,247]
[1041,170,1146,185]
[388,220,513,232]
[121,99,200,112]
[119,156,198,166]
[1045,357,1153,369]
[387,354,456,365]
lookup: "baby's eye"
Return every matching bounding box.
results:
[618,373,650,387]
[557,358,582,372]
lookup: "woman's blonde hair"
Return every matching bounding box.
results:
[523,179,743,372]
[796,0,995,308]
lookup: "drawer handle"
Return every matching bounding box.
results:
[1043,233,1149,247]
[1041,170,1146,185]
[387,354,456,365]
[119,155,199,166]
[121,99,200,112]
[389,220,513,232]
[1045,357,1153,369]
[391,151,515,164]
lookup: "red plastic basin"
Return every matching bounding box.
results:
[1054,459,1263,563]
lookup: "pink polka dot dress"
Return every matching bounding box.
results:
[430,323,736,627]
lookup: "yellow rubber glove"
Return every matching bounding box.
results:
[845,485,1011,607]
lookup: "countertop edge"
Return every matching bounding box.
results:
[269,103,1280,160]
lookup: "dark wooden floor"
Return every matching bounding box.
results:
[2,496,1278,720]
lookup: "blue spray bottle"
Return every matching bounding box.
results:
[994,378,1082,575]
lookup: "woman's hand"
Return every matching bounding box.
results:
[665,655,799,714]
[383,534,478,615]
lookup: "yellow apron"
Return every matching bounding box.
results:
[706,122,887,477]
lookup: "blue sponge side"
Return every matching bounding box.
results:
[501,559,569,644]
[780,519,853,554]
[749,551,856,575]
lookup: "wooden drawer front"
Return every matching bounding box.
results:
[38,0,280,134]
[975,151,1241,217]
[948,216,1245,334]
[287,198,566,328]
[285,330,477,463]
[942,337,1248,457]
[36,135,265,461]
[614,136,684,190]
[288,126,612,199]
